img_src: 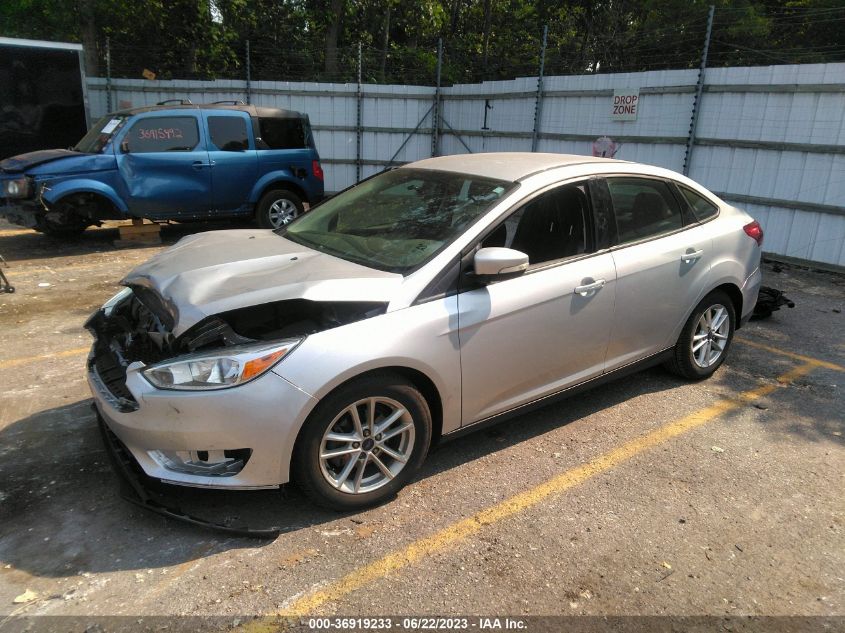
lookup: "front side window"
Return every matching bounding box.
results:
[125,116,199,153]
[607,177,684,244]
[284,168,515,274]
[208,116,249,151]
[481,182,591,266]
[259,117,306,149]
[679,185,719,222]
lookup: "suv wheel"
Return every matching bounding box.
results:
[256,189,304,229]
[292,373,432,510]
[666,290,735,381]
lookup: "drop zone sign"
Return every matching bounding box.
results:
[612,89,639,121]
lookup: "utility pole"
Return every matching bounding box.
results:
[683,5,715,175]
[431,39,443,157]
[245,39,251,105]
[531,24,548,152]
[356,42,363,182]
[105,37,112,113]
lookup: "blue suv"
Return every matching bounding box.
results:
[0,101,324,236]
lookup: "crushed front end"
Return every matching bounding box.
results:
[86,286,385,490]
[85,287,320,490]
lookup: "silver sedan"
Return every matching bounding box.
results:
[86,153,763,509]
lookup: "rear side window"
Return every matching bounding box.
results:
[606,178,684,245]
[208,116,249,151]
[258,117,306,149]
[679,185,719,222]
[126,116,199,153]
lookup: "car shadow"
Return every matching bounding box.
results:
[0,354,840,580]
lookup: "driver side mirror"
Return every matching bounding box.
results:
[120,140,131,153]
[474,247,529,278]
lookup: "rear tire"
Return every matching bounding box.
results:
[292,373,432,511]
[666,290,735,381]
[255,188,304,229]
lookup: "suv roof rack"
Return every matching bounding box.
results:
[156,99,193,106]
[210,100,246,105]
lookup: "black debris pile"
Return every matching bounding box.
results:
[752,286,795,320]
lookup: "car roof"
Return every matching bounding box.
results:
[110,103,305,119]
[406,152,624,182]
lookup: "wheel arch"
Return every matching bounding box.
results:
[290,365,444,462]
[252,176,308,208]
[42,179,128,214]
[709,282,743,329]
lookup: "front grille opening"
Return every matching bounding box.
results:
[87,290,171,408]
[92,349,136,404]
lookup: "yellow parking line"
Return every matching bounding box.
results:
[734,337,844,371]
[237,361,815,625]
[0,347,89,371]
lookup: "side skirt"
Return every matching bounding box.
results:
[442,348,675,443]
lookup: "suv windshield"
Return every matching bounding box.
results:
[284,168,515,274]
[74,114,128,153]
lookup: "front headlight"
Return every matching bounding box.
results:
[142,339,301,391]
[102,287,133,316]
[3,177,32,199]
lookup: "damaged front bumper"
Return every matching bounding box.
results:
[96,408,282,538]
[88,345,316,490]
[0,198,43,228]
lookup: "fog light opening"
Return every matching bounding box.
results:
[149,448,252,476]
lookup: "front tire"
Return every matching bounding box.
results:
[292,373,432,511]
[34,201,92,237]
[666,290,735,381]
[255,188,304,229]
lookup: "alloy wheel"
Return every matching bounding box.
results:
[267,198,299,228]
[319,397,415,494]
[692,303,730,368]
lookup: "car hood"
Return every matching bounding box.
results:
[0,149,78,174]
[0,149,116,176]
[122,229,404,336]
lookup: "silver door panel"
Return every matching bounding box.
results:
[458,253,617,424]
[606,228,713,370]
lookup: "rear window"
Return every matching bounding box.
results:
[679,185,719,222]
[126,116,199,153]
[259,117,306,149]
[208,116,249,151]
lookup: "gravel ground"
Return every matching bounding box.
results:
[0,221,842,630]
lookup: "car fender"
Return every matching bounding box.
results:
[249,171,304,204]
[42,179,129,213]
[273,303,461,438]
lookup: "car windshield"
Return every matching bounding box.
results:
[74,114,128,153]
[283,168,515,274]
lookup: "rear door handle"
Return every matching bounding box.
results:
[575,279,606,295]
[681,249,704,263]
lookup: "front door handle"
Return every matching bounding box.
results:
[192,161,211,169]
[681,249,704,263]
[575,279,606,296]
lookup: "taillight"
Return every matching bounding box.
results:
[312,160,324,181]
[743,220,764,247]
